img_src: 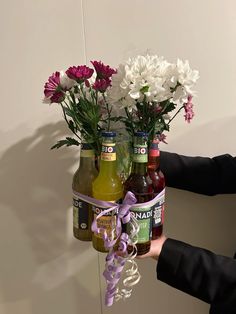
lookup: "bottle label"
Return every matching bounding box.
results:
[73,193,90,230]
[129,206,152,243]
[101,143,116,161]
[92,201,119,239]
[81,143,95,158]
[81,150,94,158]
[152,197,165,227]
[133,145,148,163]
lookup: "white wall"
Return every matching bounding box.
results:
[0,1,236,313]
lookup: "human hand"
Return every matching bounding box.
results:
[137,234,167,261]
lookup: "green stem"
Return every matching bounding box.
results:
[61,102,82,142]
[125,107,135,136]
[103,94,111,131]
[167,105,184,125]
[79,83,87,99]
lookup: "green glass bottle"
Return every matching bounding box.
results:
[72,143,98,241]
[92,131,123,253]
[124,132,154,256]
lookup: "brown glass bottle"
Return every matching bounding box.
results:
[72,143,98,241]
[148,138,165,240]
[124,132,154,256]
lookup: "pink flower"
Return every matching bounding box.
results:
[93,78,111,92]
[50,91,65,103]
[184,95,194,123]
[44,71,66,103]
[91,61,116,79]
[66,65,94,82]
[85,79,90,88]
[44,71,61,98]
[153,104,162,114]
[157,133,168,144]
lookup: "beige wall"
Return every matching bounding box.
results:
[0,1,236,313]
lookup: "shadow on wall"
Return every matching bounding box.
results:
[0,121,78,263]
[0,122,100,312]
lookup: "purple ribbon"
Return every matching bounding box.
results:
[93,192,137,306]
[72,189,165,306]
[91,191,137,250]
[73,190,138,306]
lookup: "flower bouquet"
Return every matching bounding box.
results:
[43,54,199,306]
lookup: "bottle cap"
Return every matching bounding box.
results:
[81,143,93,150]
[102,131,116,137]
[134,131,148,137]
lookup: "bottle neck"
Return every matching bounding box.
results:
[79,155,96,169]
[99,139,117,176]
[148,140,160,171]
[79,144,96,169]
[131,137,148,175]
[131,161,148,175]
[148,155,160,171]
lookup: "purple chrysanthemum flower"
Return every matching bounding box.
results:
[91,61,117,79]
[93,78,111,93]
[44,71,61,98]
[44,72,66,103]
[184,95,194,123]
[66,65,94,82]
[50,91,65,103]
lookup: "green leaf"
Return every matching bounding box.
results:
[68,120,76,133]
[140,86,149,94]
[51,137,80,149]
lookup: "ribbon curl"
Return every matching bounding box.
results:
[92,192,141,306]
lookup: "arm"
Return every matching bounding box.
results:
[160,152,236,195]
[157,238,236,310]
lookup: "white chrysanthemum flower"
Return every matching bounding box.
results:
[108,55,199,109]
[59,71,75,89]
[176,59,200,86]
[171,85,188,106]
[169,59,199,105]
[176,60,199,94]
[107,64,130,103]
[108,54,173,108]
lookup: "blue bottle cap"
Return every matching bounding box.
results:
[101,131,116,137]
[81,143,93,150]
[134,131,148,137]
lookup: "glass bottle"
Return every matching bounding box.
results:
[72,143,98,241]
[124,132,154,256]
[148,137,165,240]
[92,131,123,253]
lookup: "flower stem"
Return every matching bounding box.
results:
[168,105,184,125]
[61,102,82,142]
[103,94,111,131]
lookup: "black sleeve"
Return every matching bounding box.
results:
[157,239,236,311]
[160,152,236,195]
